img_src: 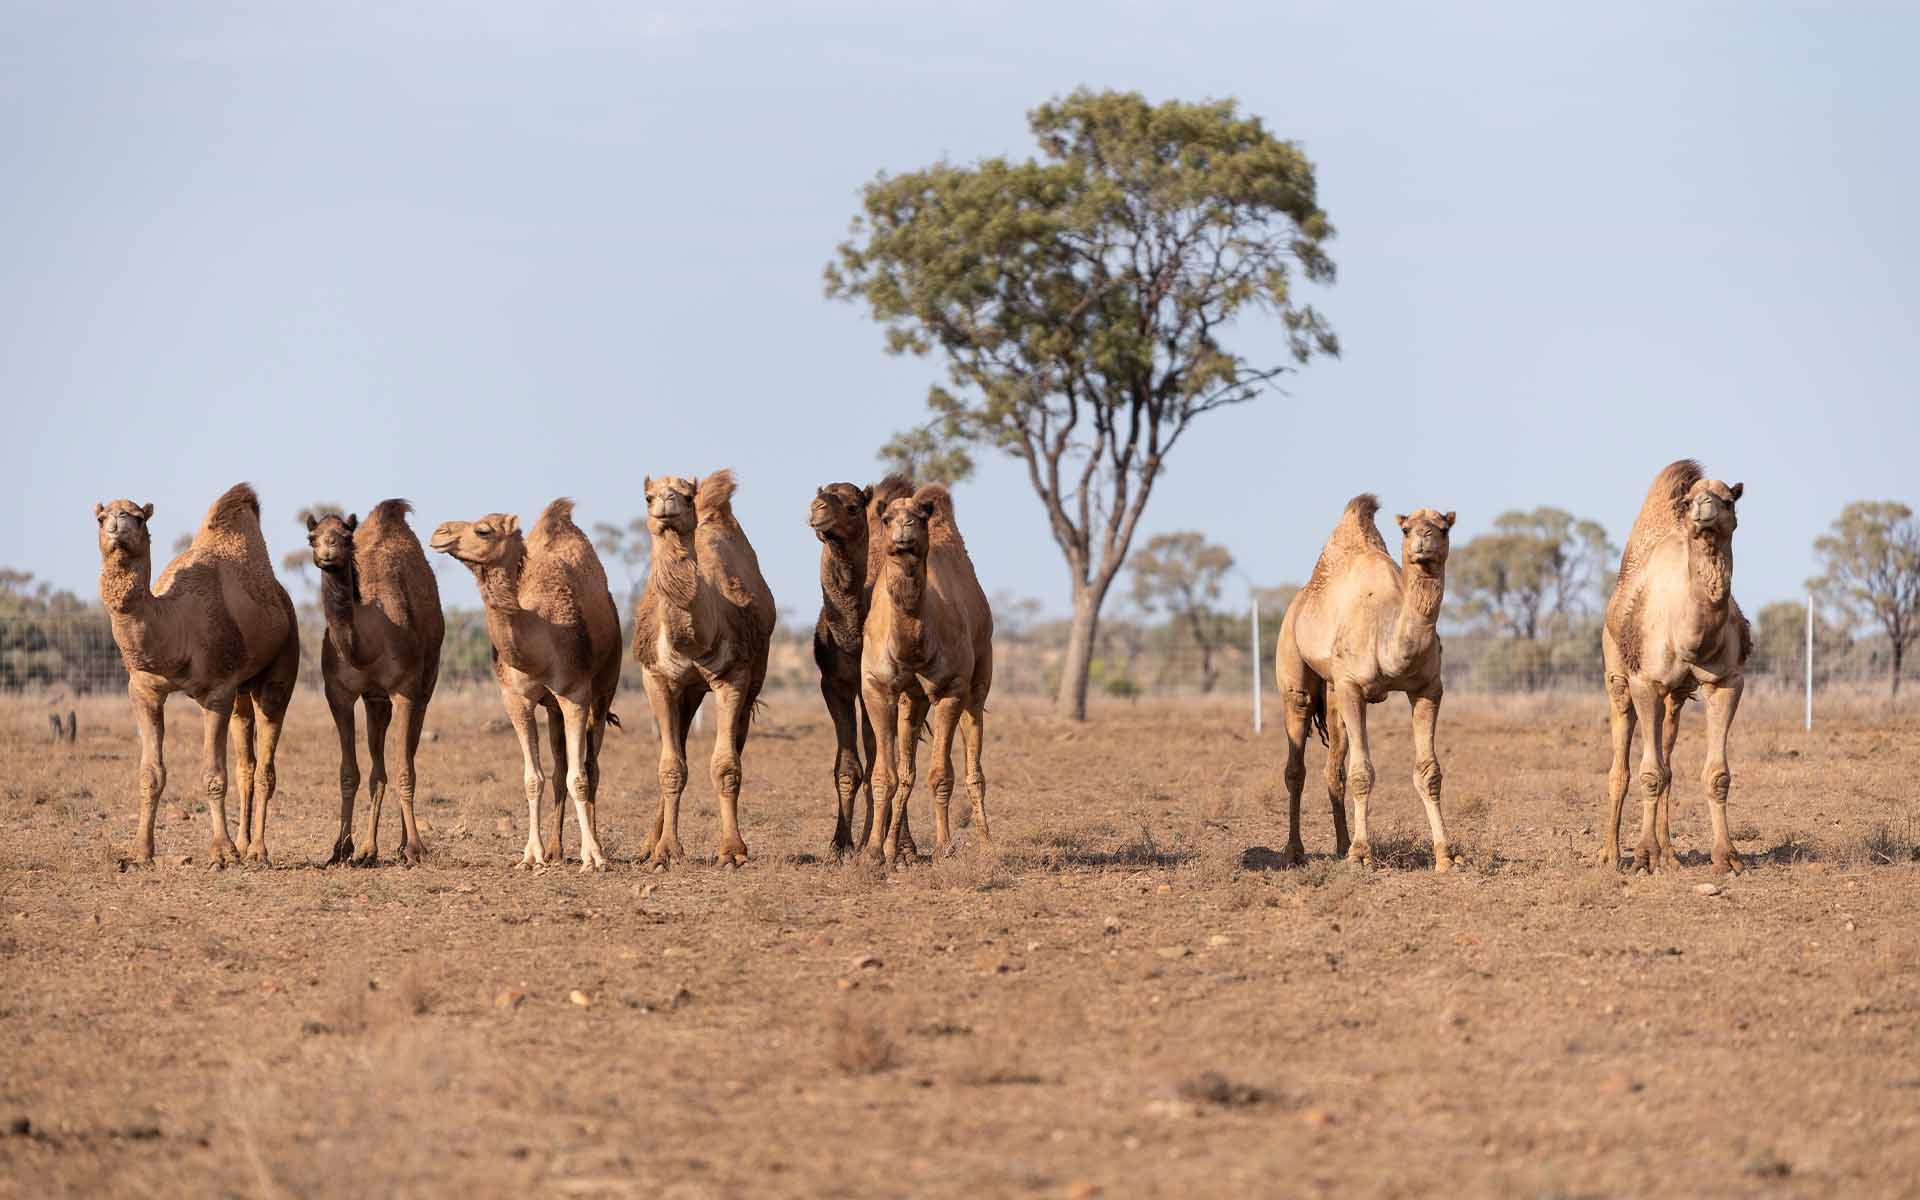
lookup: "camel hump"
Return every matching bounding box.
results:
[1618,459,1705,579]
[528,498,583,552]
[696,469,739,521]
[361,498,415,532]
[868,473,913,511]
[200,483,262,534]
[1331,493,1389,554]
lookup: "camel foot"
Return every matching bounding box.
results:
[211,840,242,869]
[645,835,687,872]
[577,848,608,873]
[327,837,355,867]
[399,841,425,867]
[351,844,380,868]
[1278,844,1307,869]
[124,853,155,870]
[243,842,269,867]
[1432,845,1455,874]
[899,833,919,858]
[514,843,555,870]
[1713,851,1746,876]
[1346,842,1373,870]
[714,836,749,869]
[1593,845,1622,871]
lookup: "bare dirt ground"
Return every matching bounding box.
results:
[2,686,1917,1199]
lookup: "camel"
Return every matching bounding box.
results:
[1275,495,1460,871]
[93,483,300,867]
[431,500,621,871]
[809,473,918,856]
[308,501,445,866]
[1600,460,1751,874]
[631,470,775,870]
[861,484,993,864]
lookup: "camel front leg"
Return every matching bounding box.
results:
[708,686,752,868]
[390,692,428,865]
[198,696,242,867]
[1325,701,1350,859]
[925,695,964,855]
[245,655,297,866]
[861,681,900,867]
[886,690,931,865]
[823,678,862,855]
[326,682,360,865]
[229,692,257,858]
[1655,692,1685,870]
[1700,678,1746,875]
[1408,684,1457,872]
[1334,684,1374,868]
[959,701,989,846]
[1601,673,1635,870]
[128,685,167,867]
[1279,683,1311,866]
[543,700,568,863]
[556,697,607,871]
[354,695,392,866]
[641,676,688,870]
[1627,680,1670,874]
[504,694,551,868]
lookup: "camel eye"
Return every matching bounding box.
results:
[475,524,492,536]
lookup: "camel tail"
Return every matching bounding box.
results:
[1307,675,1329,747]
[200,483,262,534]
[605,710,622,730]
[695,469,739,521]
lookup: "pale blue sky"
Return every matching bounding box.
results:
[5,1,1914,623]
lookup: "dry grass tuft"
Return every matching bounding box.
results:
[1176,1070,1267,1108]
[828,1007,897,1076]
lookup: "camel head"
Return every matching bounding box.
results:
[881,495,934,561]
[809,482,870,545]
[1395,509,1456,570]
[306,512,358,575]
[1685,478,1742,540]
[429,513,522,569]
[94,499,154,560]
[645,476,698,537]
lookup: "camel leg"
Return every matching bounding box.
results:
[391,692,428,865]
[245,646,297,866]
[641,676,688,870]
[1408,684,1455,872]
[1627,680,1669,874]
[959,701,989,845]
[1700,678,1746,875]
[1654,693,1685,871]
[888,690,931,865]
[198,695,242,868]
[326,681,360,865]
[1279,683,1312,867]
[1325,701,1351,859]
[229,692,257,859]
[543,700,568,864]
[1601,673,1635,870]
[708,686,752,868]
[504,693,550,868]
[128,685,166,867]
[824,678,861,856]
[861,682,900,867]
[856,693,878,851]
[1334,684,1374,868]
[926,695,964,856]
[354,694,392,866]
[557,697,607,871]
[584,703,607,855]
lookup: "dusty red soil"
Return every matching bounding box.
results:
[2,690,1917,1198]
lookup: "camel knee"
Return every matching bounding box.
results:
[524,765,546,794]
[202,768,227,803]
[657,759,685,795]
[1347,760,1375,796]
[339,764,361,795]
[1638,768,1669,799]
[1284,687,1314,715]
[1703,765,1731,804]
[1415,756,1442,800]
[394,767,415,797]
[140,762,165,799]
[710,756,741,797]
[1283,758,1306,794]
[1606,673,1630,714]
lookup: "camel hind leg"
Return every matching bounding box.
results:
[708,684,753,868]
[1278,670,1319,867]
[556,696,607,871]
[543,699,568,864]
[198,695,242,868]
[823,678,862,855]
[1601,672,1636,870]
[959,700,989,846]
[1325,700,1351,859]
[325,680,360,865]
[390,691,428,865]
[229,692,257,862]
[1332,684,1373,867]
[243,628,299,866]
[1654,692,1685,871]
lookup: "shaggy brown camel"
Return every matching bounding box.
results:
[861,484,993,864]
[809,474,917,856]
[431,500,621,871]
[94,483,300,867]
[632,470,776,869]
[1276,495,1460,871]
[1601,460,1751,874]
[308,501,445,866]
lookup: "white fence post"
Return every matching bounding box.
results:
[1251,599,1262,735]
[1805,590,1814,732]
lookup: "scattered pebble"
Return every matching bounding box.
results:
[1155,946,1191,960]
[1694,883,1721,896]
[1207,934,1232,948]
[493,989,526,1010]
[1102,916,1122,935]
[835,977,856,991]
[851,954,882,971]
[1300,1107,1334,1127]
[568,990,592,1008]
[1599,1070,1643,1095]
[1154,883,1173,896]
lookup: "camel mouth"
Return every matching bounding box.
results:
[807,504,836,534]
[428,529,462,555]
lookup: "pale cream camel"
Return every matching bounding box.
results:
[308,501,445,866]
[1601,459,1751,874]
[1275,495,1460,871]
[94,483,300,867]
[861,484,993,864]
[809,474,917,856]
[432,500,622,871]
[631,470,776,869]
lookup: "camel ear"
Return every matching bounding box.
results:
[346,514,358,531]
[305,514,319,533]
[93,503,106,522]
[1441,512,1456,530]
[1728,483,1743,502]
[642,475,652,496]
[917,500,936,519]
[502,514,519,535]
[140,503,154,521]
[857,487,872,506]
[1395,514,1412,533]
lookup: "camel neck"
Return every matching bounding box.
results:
[474,545,540,672]
[649,528,718,652]
[819,536,866,648]
[884,552,927,638]
[1687,529,1733,610]
[98,548,151,616]
[1383,563,1445,674]
[319,563,367,667]
[98,548,184,675]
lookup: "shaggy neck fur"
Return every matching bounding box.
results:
[471,540,541,672]
[818,531,867,652]
[649,527,714,651]
[318,561,371,669]
[98,544,184,675]
[1687,528,1733,609]
[883,549,928,656]
[1382,562,1446,676]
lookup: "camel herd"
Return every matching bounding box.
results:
[91,459,1749,878]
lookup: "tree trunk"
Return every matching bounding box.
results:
[1198,643,1217,694]
[1894,640,1905,697]
[1054,586,1104,721]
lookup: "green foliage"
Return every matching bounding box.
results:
[1448,508,1615,640]
[1810,500,1920,693]
[877,424,973,486]
[828,88,1337,717]
[0,569,122,691]
[591,516,652,610]
[1751,600,1851,684]
[1129,531,1236,692]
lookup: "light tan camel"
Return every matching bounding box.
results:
[809,474,917,856]
[1601,459,1751,874]
[632,470,776,869]
[308,501,445,866]
[861,484,993,864]
[94,483,300,867]
[1276,495,1460,871]
[431,500,622,871]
